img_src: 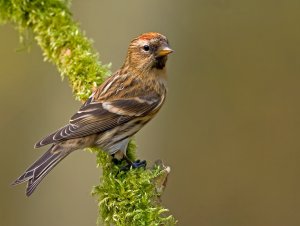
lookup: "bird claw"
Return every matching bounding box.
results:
[132,159,147,169]
[120,159,147,171]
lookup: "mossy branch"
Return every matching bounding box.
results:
[0,0,176,225]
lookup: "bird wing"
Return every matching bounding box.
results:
[34,92,162,148]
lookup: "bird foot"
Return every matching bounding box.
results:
[120,159,147,171]
[132,159,147,169]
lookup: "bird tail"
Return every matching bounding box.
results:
[12,145,70,196]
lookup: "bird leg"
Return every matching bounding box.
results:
[121,155,147,171]
[112,150,146,170]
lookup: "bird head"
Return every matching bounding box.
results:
[124,32,173,74]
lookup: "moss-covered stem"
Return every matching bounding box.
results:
[0,0,176,225]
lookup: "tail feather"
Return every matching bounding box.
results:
[34,130,60,148]
[12,146,69,196]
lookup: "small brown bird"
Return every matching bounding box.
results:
[12,32,173,196]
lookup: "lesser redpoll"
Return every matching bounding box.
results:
[13,32,173,196]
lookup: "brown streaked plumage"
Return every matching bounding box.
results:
[12,32,173,196]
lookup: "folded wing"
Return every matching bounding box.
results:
[34,92,162,148]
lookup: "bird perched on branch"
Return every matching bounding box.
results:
[13,32,173,196]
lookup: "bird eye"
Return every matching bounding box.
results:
[143,45,150,51]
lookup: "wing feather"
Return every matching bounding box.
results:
[34,92,162,148]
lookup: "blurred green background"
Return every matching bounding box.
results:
[1,0,300,225]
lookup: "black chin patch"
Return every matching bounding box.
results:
[154,56,167,69]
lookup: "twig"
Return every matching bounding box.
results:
[0,0,176,225]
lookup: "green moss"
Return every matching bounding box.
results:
[0,0,110,101]
[0,0,176,225]
[91,147,176,226]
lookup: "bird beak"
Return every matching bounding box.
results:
[157,46,173,57]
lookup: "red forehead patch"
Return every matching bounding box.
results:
[138,32,161,40]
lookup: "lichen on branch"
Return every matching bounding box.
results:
[91,142,176,226]
[0,0,176,225]
[0,0,110,100]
